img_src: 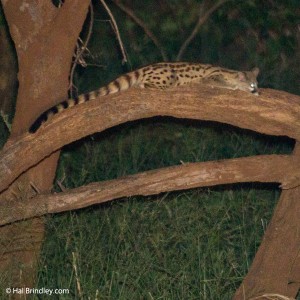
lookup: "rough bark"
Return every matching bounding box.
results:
[0,86,300,193]
[234,143,300,299]
[0,0,90,291]
[0,81,300,298]
[0,154,294,226]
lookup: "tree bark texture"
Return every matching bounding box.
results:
[0,154,293,226]
[0,0,90,290]
[234,143,300,299]
[0,86,300,193]
[0,82,300,298]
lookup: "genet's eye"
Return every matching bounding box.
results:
[250,83,256,88]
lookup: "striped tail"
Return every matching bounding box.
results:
[29,70,142,133]
[29,90,101,133]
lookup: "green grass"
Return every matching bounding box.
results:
[35,119,293,299]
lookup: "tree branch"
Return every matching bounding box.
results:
[234,146,300,299]
[69,3,94,96]
[176,0,230,61]
[0,154,293,226]
[1,86,300,193]
[111,0,168,61]
[99,0,128,64]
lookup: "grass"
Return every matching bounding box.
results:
[35,118,292,299]
[38,189,278,299]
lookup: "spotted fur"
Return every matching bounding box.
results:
[29,62,259,133]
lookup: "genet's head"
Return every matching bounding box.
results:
[237,67,260,95]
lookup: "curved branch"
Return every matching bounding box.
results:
[0,154,293,226]
[0,85,300,192]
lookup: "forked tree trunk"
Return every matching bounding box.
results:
[1,1,300,299]
[0,0,90,291]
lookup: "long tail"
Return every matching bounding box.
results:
[29,70,142,133]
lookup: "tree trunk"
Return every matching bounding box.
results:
[0,0,90,291]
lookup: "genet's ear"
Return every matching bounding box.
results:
[251,67,260,77]
[238,72,246,81]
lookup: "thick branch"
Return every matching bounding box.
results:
[1,86,300,192]
[0,154,292,226]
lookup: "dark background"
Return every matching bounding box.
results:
[0,1,299,298]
